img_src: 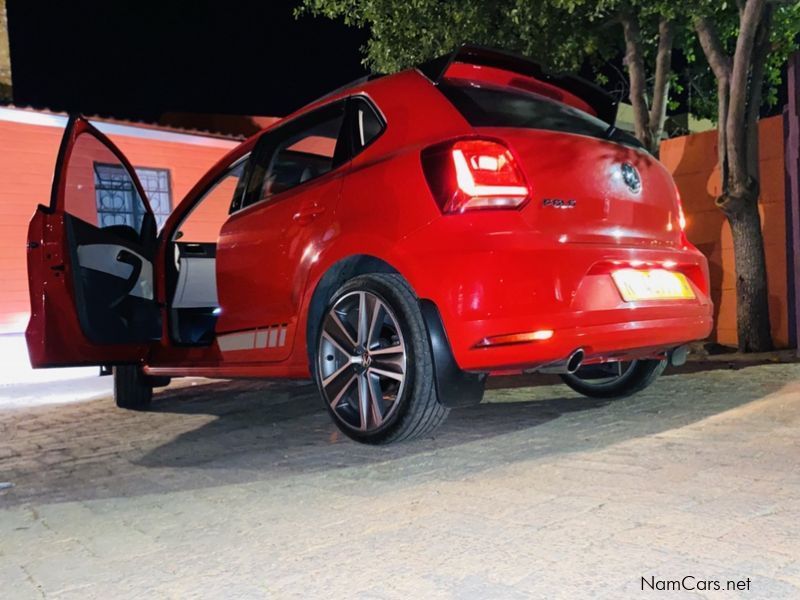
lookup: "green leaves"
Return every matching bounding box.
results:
[296,0,604,74]
[296,0,799,123]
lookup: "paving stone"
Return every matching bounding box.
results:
[0,363,798,597]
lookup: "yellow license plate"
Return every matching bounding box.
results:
[611,269,695,302]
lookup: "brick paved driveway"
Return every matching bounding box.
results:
[1,363,799,599]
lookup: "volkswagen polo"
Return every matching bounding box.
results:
[25,45,713,444]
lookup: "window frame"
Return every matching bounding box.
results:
[343,94,386,156]
[172,153,251,242]
[235,99,350,213]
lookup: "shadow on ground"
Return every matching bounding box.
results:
[2,362,797,506]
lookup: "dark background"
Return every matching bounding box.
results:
[6,1,790,124]
[6,0,368,120]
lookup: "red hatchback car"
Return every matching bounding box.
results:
[26,45,713,443]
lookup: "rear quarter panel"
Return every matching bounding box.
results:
[286,71,473,372]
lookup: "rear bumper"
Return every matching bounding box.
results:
[401,219,713,372]
[450,310,712,371]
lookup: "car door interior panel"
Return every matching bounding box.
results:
[65,214,161,345]
[76,244,153,300]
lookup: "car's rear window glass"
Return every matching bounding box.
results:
[438,80,643,149]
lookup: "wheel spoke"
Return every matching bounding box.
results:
[322,362,352,388]
[367,372,386,427]
[324,368,357,409]
[357,373,370,430]
[367,298,385,350]
[372,352,406,374]
[368,342,403,356]
[369,366,404,383]
[325,311,357,353]
[611,362,625,377]
[357,292,370,347]
[321,330,351,360]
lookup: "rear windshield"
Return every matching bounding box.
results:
[438,81,643,150]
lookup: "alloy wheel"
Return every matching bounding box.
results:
[318,291,407,432]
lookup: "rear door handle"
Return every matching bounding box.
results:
[292,205,326,224]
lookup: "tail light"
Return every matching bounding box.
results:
[421,139,530,213]
[675,187,687,231]
[674,186,690,247]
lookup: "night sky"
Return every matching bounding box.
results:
[6,0,368,121]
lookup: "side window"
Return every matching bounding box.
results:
[351,97,384,151]
[174,156,248,243]
[242,102,346,209]
[65,132,150,235]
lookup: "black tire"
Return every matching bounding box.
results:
[314,273,449,444]
[113,365,153,410]
[560,358,667,399]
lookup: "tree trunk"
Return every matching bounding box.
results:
[647,18,674,158]
[717,191,773,351]
[620,13,653,152]
[695,8,774,352]
[725,0,766,188]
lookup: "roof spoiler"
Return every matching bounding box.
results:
[417,44,619,125]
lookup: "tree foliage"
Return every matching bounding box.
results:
[298,1,597,73]
[682,1,800,121]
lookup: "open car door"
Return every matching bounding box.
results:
[26,116,162,367]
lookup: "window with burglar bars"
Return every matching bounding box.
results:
[136,167,172,228]
[93,163,172,231]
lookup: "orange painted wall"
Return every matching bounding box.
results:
[660,115,788,347]
[0,117,236,333]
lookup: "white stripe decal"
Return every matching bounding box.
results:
[218,325,288,352]
[255,330,268,349]
[217,331,256,352]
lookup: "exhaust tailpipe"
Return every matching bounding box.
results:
[535,348,585,375]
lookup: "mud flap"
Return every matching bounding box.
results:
[419,299,486,408]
